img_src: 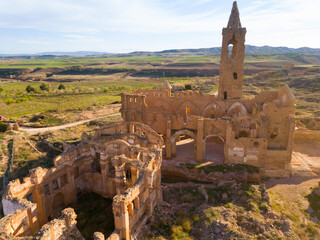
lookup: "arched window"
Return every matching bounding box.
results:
[233,72,238,80]
[211,108,215,118]
[186,106,191,114]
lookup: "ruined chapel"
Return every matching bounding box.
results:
[0,2,295,240]
[121,1,295,178]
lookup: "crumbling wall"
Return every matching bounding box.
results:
[0,122,163,240]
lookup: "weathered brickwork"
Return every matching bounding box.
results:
[0,2,296,239]
[120,2,295,178]
[1,122,163,240]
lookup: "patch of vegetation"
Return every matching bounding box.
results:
[0,122,6,132]
[306,189,320,220]
[184,163,260,174]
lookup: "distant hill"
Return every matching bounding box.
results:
[1,45,320,58]
[126,45,320,56]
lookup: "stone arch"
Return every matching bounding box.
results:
[204,134,225,143]
[170,129,196,160]
[153,99,172,115]
[175,100,200,116]
[203,135,225,163]
[203,102,224,118]
[105,140,131,159]
[227,101,247,117]
[170,129,196,143]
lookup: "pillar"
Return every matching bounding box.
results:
[165,118,172,159]
[129,122,134,134]
[66,168,76,204]
[196,118,204,163]
[33,185,46,226]
[131,166,138,187]
[120,202,130,240]
[100,157,108,196]
[114,163,126,195]
[224,121,232,163]
[27,208,35,235]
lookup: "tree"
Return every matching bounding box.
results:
[58,84,66,90]
[185,84,192,90]
[0,122,6,132]
[26,85,35,93]
[40,83,50,91]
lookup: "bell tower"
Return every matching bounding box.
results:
[218,1,246,100]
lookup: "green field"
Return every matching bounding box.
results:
[0,53,319,129]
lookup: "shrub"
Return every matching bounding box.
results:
[26,85,35,93]
[103,88,110,93]
[4,98,14,104]
[40,83,50,91]
[185,84,192,90]
[58,84,66,90]
[0,87,4,93]
[0,122,6,132]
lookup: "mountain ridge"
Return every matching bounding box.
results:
[1,45,320,57]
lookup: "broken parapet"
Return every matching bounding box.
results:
[34,208,84,240]
[0,197,38,238]
[0,121,163,240]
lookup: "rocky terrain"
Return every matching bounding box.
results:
[147,180,316,240]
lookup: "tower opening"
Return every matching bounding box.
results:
[228,37,238,58]
[224,91,228,100]
[233,72,238,80]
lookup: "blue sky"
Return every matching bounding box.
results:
[0,0,319,54]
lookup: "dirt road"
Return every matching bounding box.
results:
[20,113,121,135]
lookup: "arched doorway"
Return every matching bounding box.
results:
[52,192,65,219]
[204,135,224,164]
[170,130,196,162]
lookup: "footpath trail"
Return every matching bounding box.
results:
[20,112,121,135]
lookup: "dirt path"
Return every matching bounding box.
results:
[20,113,121,135]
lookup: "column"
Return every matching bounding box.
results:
[196,118,204,163]
[114,163,126,195]
[165,118,172,159]
[120,202,130,240]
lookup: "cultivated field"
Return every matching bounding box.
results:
[0,53,319,129]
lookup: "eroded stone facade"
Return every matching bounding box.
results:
[0,2,296,239]
[1,122,163,240]
[121,2,295,177]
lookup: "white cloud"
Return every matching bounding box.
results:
[0,0,319,52]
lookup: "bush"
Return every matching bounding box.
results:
[4,98,14,104]
[26,85,35,93]
[0,122,6,132]
[185,84,192,90]
[40,83,50,91]
[103,88,110,93]
[0,87,4,93]
[58,83,66,90]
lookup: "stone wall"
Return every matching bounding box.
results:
[120,1,295,177]
[1,122,163,240]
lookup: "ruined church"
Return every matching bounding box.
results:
[121,1,295,178]
[0,2,295,240]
